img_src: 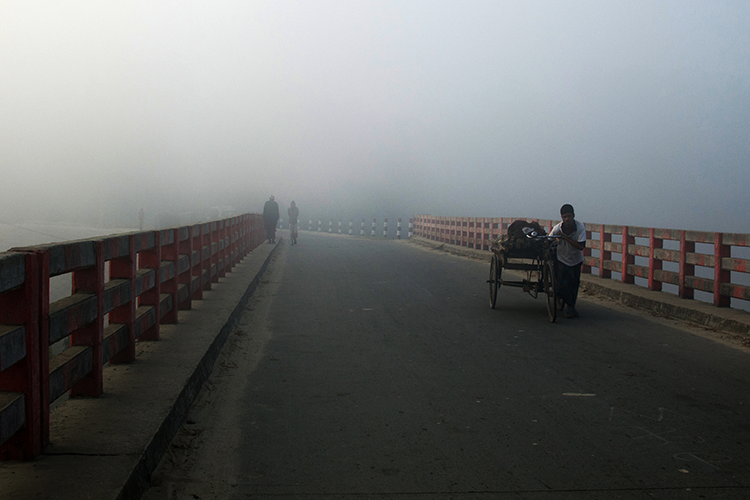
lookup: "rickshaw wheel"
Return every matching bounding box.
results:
[544,260,557,322]
[489,254,502,308]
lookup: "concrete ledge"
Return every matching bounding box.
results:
[0,240,280,500]
[407,236,750,341]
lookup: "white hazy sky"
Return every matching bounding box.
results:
[1,1,748,232]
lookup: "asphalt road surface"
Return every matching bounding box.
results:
[144,232,750,499]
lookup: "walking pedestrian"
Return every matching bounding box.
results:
[263,196,280,243]
[287,201,299,245]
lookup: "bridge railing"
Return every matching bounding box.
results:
[413,215,750,309]
[0,213,264,461]
[291,218,415,238]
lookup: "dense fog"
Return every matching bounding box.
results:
[1,1,748,244]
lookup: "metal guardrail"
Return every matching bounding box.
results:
[0,214,264,460]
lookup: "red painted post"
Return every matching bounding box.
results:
[218,220,227,279]
[239,216,246,251]
[70,240,104,398]
[230,218,238,266]
[248,214,256,250]
[178,227,193,310]
[599,224,612,279]
[139,231,162,340]
[582,228,592,274]
[223,219,230,273]
[202,223,212,291]
[33,249,50,451]
[0,252,43,460]
[191,225,203,301]
[240,216,245,255]
[621,226,635,284]
[110,235,136,363]
[224,219,232,268]
[648,227,663,291]
[714,233,730,307]
[161,229,179,324]
[211,221,220,283]
[679,230,695,299]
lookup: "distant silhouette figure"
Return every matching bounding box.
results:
[288,201,299,245]
[263,196,280,243]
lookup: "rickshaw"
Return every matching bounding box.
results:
[488,223,559,322]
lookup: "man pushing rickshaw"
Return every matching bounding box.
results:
[549,204,586,318]
[488,203,585,322]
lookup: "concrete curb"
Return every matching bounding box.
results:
[118,240,280,500]
[407,236,750,341]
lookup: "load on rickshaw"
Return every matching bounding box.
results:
[488,220,560,322]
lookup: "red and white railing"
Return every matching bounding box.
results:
[413,215,750,308]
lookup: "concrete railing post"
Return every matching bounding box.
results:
[192,224,204,300]
[110,235,137,363]
[161,229,180,323]
[210,222,220,284]
[679,230,695,299]
[69,240,104,398]
[0,252,43,460]
[139,231,162,340]
[599,224,611,279]
[582,226,592,274]
[648,227,663,291]
[714,232,730,307]
[621,226,635,284]
[201,223,212,292]
[178,227,193,309]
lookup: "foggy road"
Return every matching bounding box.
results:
[144,232,750,499]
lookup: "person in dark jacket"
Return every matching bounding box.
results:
[263,195,280,243]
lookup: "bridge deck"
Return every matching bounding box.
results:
[2,233,750,499]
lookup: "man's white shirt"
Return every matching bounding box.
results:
[550,220,586,266]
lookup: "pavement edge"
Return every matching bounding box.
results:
[118,241,280,500]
